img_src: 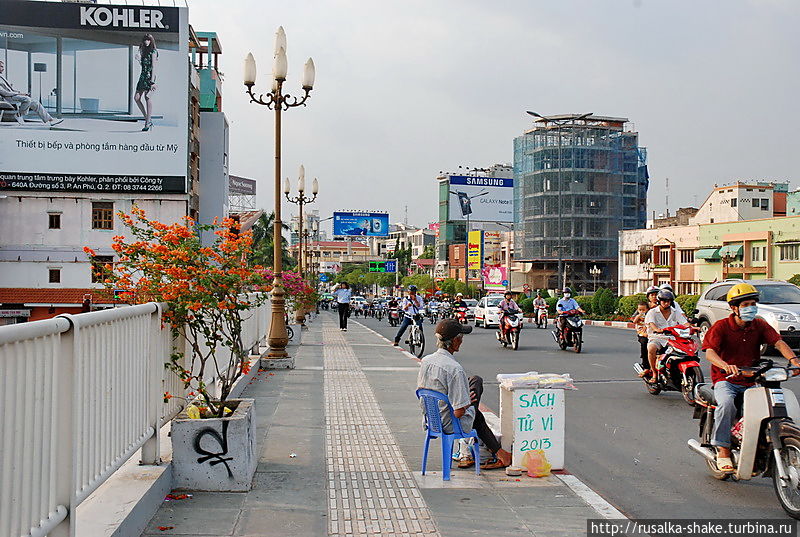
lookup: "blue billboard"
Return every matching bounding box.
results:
[333,212,389,237]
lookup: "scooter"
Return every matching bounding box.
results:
[375,306,384,321]
[535,305,548,329]
[553,310,583,353]
[633,324,704,405]
[455,306,469,325]
[439,303,452,320]
[428,305,439,324]
[496,310,522,350]
[688,360,800,519]
[388,307,400,327]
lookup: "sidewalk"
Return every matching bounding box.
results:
[141,313,615,537]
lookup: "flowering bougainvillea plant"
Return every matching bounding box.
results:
[85,206,267,418]
[259,268,318,312]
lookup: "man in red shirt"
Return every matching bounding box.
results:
[702,283,800,473]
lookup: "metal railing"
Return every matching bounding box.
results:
[0,295,269,537]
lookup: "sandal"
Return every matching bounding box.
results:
[716,456,735,473]
[638,369,651,378]
[480,457,508,470]
[457,456,475,469]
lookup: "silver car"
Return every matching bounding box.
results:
[696,279,800,351]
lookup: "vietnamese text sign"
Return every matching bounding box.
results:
[229,175,256,195]
[333,212,389,237]
[467,230,482,271]
[501,387,565,470]
[448,176,513,223]
[0,1,189,194]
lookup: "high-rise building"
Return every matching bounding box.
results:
[513,114,648,291]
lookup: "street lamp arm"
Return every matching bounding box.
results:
[245,86,279,109]
[281,88,311,111]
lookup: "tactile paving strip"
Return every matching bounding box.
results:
[324,323,439,536]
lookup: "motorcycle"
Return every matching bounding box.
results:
[633,324,704,405]
[439,303,452,320]
[553,309,583,353]
[428,305,439,324]
[375,306,384,321]
[454,306,469,325]
[496,310,522,350]
[535,305,548,329]
[388,307,400,327]
[687,360,800,519]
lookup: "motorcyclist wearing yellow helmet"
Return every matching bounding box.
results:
[702,282,800,473]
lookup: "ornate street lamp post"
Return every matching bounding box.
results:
[284,166,318,325]
[243,27,315,358]
[590,264,601,293]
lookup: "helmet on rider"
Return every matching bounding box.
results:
[646,285,660,296]
[504,291,513,298]
[660,283,674,293]
[726,283,760,306]
[656,289,675,305]
[536,290,542,297]
[408,285,418,293]
[562,287,572,295]
[456,293,463,297]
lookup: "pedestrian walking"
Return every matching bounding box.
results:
[334,282,352,331]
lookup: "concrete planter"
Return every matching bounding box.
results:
[171,399,257,491]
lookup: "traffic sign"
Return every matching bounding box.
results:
[319,274,329,282]
[369,260,397,273]
[502,279,509,286]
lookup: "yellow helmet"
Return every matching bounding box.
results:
[726,283,759,306]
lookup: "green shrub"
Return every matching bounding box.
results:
[789,274,800,287]
[546,296,558,314]
[676,294,699,316]
[519,298,535,314]
[592,287,617,315]
[575,295,593,315]
[537,288,551,299]
[618,293,646,318]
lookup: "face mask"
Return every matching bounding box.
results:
[738,305,758,322]
[564,293,571,298]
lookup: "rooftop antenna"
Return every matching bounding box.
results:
[404,205,408,226]
[665,177,670,217]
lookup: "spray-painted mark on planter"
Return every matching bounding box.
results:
[194,420,234,477]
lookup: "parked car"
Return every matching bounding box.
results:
[474,295,504,328]
[463,298,478,320]
[695,279,800,352]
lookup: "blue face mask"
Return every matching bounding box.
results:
[738,305,758,322]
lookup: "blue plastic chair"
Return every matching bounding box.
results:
[416,388,480,481]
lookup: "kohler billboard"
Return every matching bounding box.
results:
[0,1,189,194]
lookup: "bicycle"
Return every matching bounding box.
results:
[406,314,425,358]
[283,312,295,341]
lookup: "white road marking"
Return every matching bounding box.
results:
[352,320,421,362]
[557,474,630,520]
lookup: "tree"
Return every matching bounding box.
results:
[250,211,295,270]
[419,244,435,259]
[402,273,434,293]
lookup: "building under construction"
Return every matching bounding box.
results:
[513,114,648,291]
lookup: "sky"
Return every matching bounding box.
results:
[186,0,800,234]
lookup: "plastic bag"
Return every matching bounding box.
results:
[521,449,552,478]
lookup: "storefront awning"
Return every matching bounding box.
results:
[695,248,721,260]
[719,244,743,258]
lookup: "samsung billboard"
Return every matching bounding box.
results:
[0,1,189,194]
[448,176,514,223]
[333,211,389,237]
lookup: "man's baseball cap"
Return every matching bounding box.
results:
[435,318,473,340]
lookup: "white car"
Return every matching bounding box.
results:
[474,295,504,328]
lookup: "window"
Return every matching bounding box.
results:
[659,249,670,266]
[752,198,760,208]
[705,284,733,302]
[780,244,800,261]
[680,250,695,264]
[92,202,114,230]
[752,246,760,262]
[48,213,61,229]
[761,198,770,211]
[624,252,637,265]
[91,255,114,284]
[730,198,737,208]
[48,268,61,283]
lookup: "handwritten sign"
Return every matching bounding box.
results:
[500,387,565,470]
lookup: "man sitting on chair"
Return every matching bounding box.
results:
[0,61,62,127]
[417,318,512,470]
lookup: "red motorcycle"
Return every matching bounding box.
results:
[633,324,704,405]
[454,306,468,325]
[496,310,522,350]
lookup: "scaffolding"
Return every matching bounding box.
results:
[513,115,648,290]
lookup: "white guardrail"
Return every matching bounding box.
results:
[0,295,270,537]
